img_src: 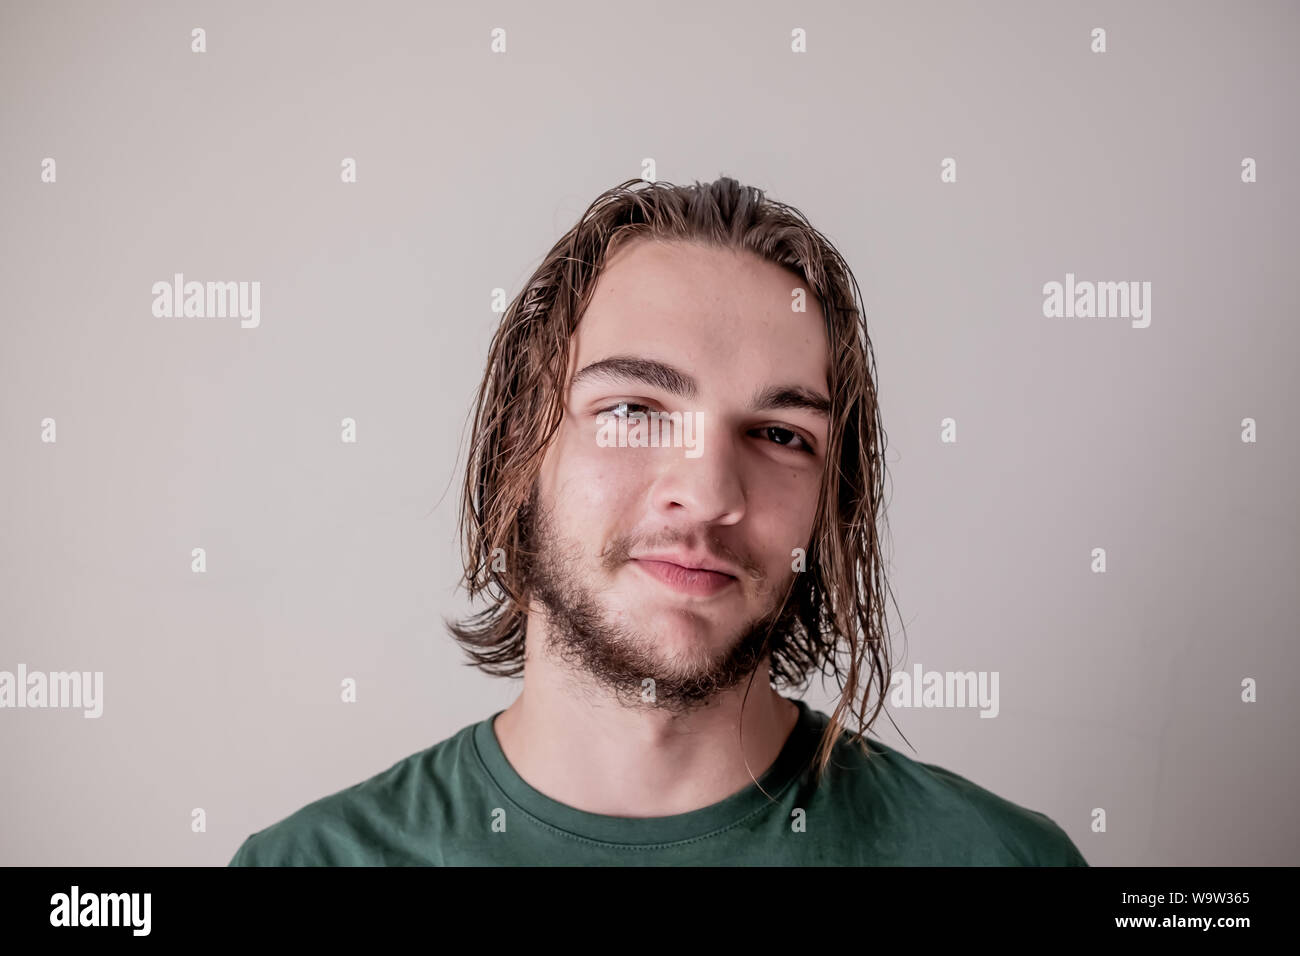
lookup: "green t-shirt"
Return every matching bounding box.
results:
[228,698,1087,866]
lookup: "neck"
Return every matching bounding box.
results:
[492,632,800,817]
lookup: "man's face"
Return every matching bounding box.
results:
[520,239,831,713]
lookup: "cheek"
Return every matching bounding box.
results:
[750,475,821,571]
[547,420,648,516]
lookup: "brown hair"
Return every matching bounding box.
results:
[447,176,904,786]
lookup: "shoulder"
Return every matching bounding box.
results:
[824,728,1088,866]
[228,721,478,866]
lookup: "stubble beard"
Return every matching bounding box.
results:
[515,481,801,716]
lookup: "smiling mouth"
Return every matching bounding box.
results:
[630,559,736,597]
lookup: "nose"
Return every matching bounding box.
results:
[648,416,745,526]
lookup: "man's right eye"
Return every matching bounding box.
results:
[599,401,652,418]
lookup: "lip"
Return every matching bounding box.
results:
[632,551,740,578]
[631,559,737,597]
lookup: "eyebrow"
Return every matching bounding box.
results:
[570,355,831,420]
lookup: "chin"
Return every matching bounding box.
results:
[659,622,742,667]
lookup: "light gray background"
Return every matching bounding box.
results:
[1,0,1296,866]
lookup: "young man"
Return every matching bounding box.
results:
[229,177,1087,866]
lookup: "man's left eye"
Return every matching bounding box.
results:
[756,426,813,454]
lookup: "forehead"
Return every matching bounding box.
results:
[568,239,829,391]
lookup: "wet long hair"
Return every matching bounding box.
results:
[446,176,904,786]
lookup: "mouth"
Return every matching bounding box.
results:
[630,559,737,597]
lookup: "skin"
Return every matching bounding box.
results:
[492,237,832,817]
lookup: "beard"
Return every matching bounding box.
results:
[515,480,801,716]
